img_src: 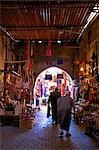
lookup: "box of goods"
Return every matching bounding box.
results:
[5,111,14,116]
[19,119,35,129]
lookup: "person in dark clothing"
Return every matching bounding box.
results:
[49,88,61,124]
[47,92,52,118]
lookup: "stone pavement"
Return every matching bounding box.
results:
[1,106,99,150]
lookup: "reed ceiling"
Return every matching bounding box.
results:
[0,0,99,44]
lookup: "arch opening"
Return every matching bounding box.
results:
[34,66,73,108]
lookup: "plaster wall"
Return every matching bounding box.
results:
[32,44,76,80]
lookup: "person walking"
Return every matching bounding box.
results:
[57,90,74,137]
[47,92,52,118]
[49,88,61,124]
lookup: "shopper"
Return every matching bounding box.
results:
[49,88,61,124]
[47,92,52,118]
[57,90,74,137]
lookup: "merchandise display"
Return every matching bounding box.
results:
[74,96,99,135]
[0,98,36,128]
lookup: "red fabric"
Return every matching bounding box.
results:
[46,41,52,56]
[25,41,29,59]
[29,60,32,74]
[64,79,67,86]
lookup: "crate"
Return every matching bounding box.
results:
[19,119,35,129]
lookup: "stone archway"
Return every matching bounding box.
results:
[33,66,73,107]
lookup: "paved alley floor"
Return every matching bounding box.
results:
[0,106,99,150]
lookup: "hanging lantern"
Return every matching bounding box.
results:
[57,57,63,65]
[46,40,52,56]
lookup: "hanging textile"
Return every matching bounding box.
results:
[18,63,22,77]
[40,82,43,97]
[24,41,30,82]
[25,41,29,59]
[64,79,67,86]
[44,86,47,97]
[56,79,59,87]
[28,60,33,76]
[46,40,52,56]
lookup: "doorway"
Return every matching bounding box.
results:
[34,66,73,108]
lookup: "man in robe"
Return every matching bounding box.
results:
[57,91,74,137]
